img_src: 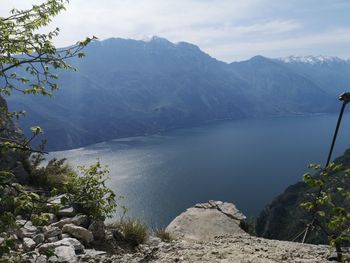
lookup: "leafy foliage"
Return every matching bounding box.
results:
[301,163,350,261]
[63,162,117,220]
[0,0,93,260]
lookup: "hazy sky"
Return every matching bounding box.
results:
[1,0,350,62]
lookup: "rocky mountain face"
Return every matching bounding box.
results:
[7,199,338,262]
[6,37,348,151]
[0,95,29,183]
[255,148,350,244]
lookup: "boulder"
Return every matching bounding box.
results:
[62,224,93,244]
[166,200,247,241]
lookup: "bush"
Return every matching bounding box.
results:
[63,162,117,220]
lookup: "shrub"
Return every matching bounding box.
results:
[63,162,117,220]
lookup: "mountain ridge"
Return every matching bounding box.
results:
[5,37,349,150]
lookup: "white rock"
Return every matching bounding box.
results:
[54,246,77,263]
[62,224,93,243]
[23,237,36,251]
[166,201,247,241]
[39,238,84,253]
[17,221,39,239]
[58,207,76,217]
[48,194,67,205]
[51,215,88,229]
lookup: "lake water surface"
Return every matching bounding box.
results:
[50,114,350,227]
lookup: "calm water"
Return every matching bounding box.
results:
[50,114,350,227]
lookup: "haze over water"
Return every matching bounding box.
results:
[50,114,350,227]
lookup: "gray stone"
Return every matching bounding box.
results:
[58,207,76,217]
[23,237,36,251]
[88,221,105,240]
[62,224,93,243]
[33,234,45,245]
[147,236,162,247]
[17,221,39,239]
[32,255,47,263]
[15,219,27,227]
[61,234,71,239]
[47,236,60,243]
[39,238,84,253]
[166,201,246,241]
[50,215,87,229]
[44,226,62,238]
[217,202,246,221]
[82,249,107,257]
[54,246,77,263]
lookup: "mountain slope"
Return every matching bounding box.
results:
[5,37,344,150]
[255,148,350,244]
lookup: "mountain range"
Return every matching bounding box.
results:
[5,36,350,150]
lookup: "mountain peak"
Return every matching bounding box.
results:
[279,55,346,65]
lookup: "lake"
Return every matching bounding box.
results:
[50,113,350,227]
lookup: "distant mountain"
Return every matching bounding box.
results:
[5,37,348,150]
[276,56,350,96]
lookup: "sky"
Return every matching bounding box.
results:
[1,0,350,62]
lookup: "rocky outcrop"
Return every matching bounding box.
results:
[166,200,247,241]
[1,200,341,262]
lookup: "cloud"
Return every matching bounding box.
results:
[209,27,350,62]
[1,0,350,61]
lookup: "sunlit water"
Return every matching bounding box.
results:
[50,113,350,227]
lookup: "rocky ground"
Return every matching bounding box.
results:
[0,199,340,262]
[111,234,334,263]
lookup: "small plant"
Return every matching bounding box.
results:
[109,219,148,247]
[154,228,173,242]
